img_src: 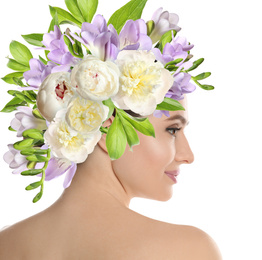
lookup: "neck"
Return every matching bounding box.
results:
[56,145,132,209]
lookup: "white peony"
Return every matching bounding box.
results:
[65,96,109,135]
[37,72,74,122]
[112,50,174,116]
[70,55,120,101]
[44,109,102,163]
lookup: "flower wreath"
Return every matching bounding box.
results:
[1,0,214,202]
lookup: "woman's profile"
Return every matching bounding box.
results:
[0,0,222,259]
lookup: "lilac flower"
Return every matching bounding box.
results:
[170,35,194,52]
[152,35,194,66]
[44,158,77,189]
[150,7,181,44]
[119,19,152,51]
[23,59,56,89]
[153,109,170,118]
[70,15,119,61]
[166,72,196,101]
[42,25,81,72]
[3,144,28,174]
[35,156,77,188]
[10,106,47,137]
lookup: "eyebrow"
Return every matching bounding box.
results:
[165,115,189,126]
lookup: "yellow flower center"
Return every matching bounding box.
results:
[120,61,162,101]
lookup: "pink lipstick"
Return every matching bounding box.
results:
[164,170,180,184]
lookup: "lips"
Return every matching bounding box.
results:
[164,170,180,184]
[164,170,180,176]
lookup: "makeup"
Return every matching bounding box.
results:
[164,170,180,183]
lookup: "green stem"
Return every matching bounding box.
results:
[191,76,202,88]
[39,148,51,194]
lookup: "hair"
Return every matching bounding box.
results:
[112,108,144,118]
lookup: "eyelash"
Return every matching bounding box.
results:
[166,127,181,137]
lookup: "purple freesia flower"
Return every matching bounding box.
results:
[23,59,56,89]
[153,109,170,118]
[42,25,81,72]
[150,7,181,44]
[152,35,194,66]
[36,156,77,188]
[10,106,47,137]
[3,144,28,174]
[166,72,196,100]
[119,19,152,51]
[71,14,119,61]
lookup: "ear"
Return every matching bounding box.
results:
[97,115,114,153]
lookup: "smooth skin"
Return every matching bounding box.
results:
[0,96,222,259]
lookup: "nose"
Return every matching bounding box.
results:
[175,132,194,164]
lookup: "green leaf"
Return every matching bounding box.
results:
[13,139,35,150]
[194,72,211,81]
[102,98,115,120]
[119,110,155,137]
[108,0,148,34]
[33,191,43,203]
[186,58,204,72]
[8,126,16,131]
[22,129,43,140]
[158,30,177,52]
[21,169,42,176]
[39,55,48,65]
[25,181,42,190]
[63,35,83,58]
[27,161,37,169]
[164,58,183,68]
[106,113,127,160]
[100,126,109,134]
[13,77,25,87]
[0,105,19,113]
[48,11,59,32]
[0,96,25,113]
[199,84,214,90]
[32,108,45,120]
[118,113,140,151]
[77,0,98,23]
[156,97,185,111]
[9,41,33,67]
[2,72,24,84]
[23,90,37,101]
[21,148,48,156]
[14,93,35,104]
[21,34,44,47]
[26,154,49,162]
[49,6,82,27]
[65,0,85,23]
[146,20,155,36]
[7,58,29,72]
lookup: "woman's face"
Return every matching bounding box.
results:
[111,96,194,201]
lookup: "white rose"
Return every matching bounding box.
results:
[65,96,109,135]
[70,55,120,101]
[112,50,174,116]
[37,72,74,122]
[44,109,101,163]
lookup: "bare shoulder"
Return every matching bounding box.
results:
[120,210,222,260]
[0,211,59,260]
[164,223,223,260]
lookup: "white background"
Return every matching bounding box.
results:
[0,0,261,259]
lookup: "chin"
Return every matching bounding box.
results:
[143,189,174,202]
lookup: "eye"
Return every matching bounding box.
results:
[166,127,181,137]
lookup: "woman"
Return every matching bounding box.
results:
[0,0,222,258]
[0,98,222,259]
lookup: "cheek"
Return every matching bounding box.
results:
[133,130,176,169]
